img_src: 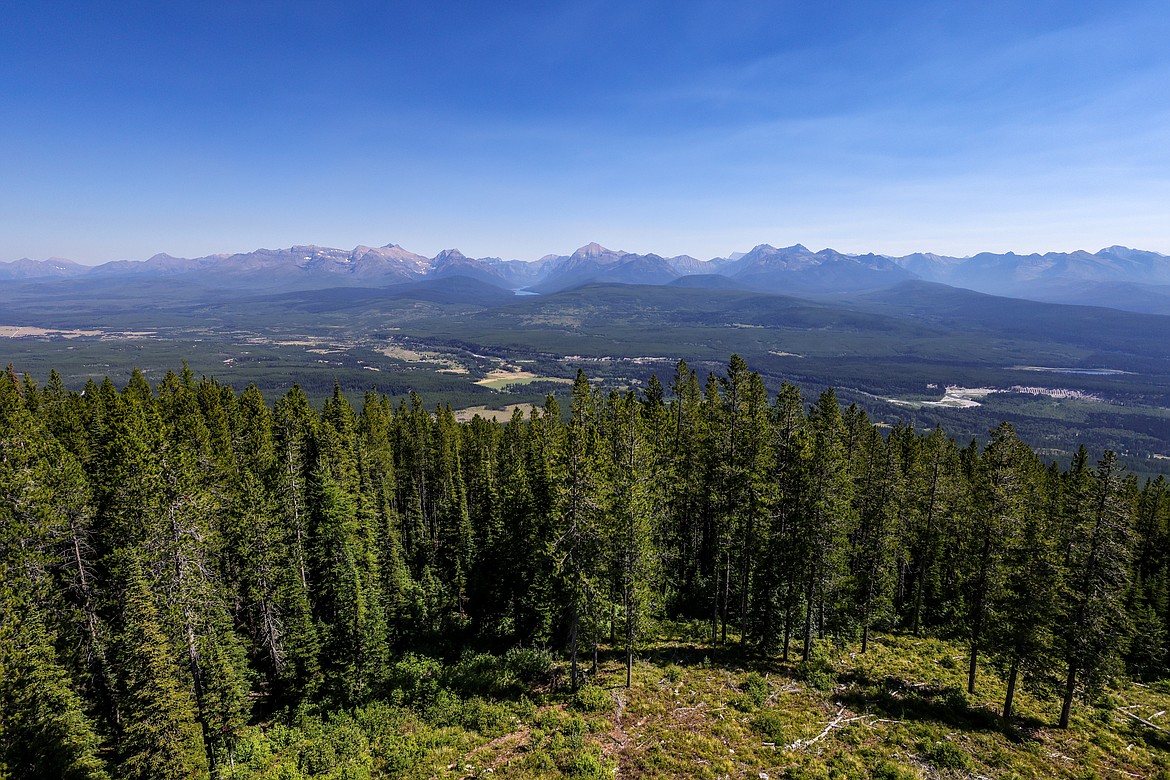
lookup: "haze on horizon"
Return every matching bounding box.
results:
[3,0,1169,265]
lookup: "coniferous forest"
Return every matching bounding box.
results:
[2,356,1169,779]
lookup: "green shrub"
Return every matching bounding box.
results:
[742,672,769,706]
[297,714,373,779]
[923,740,970,771]
[1092,706,1114,725]
[797,641,837,691]
[512,693,538,722]
[444,652,505,696]
[871,760,919,780]
[572,684,613,713]
[504,646,554,683]
[461,696,513,738]
[664,664,683,683]
[388,653,442,703]
[525,748,557,772]
[564,749,609,780]
[420,688,462,727]
[751,709,789,742]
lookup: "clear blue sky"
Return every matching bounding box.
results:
[3,0,1169,263]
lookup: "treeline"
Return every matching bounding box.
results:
[1,357,1168,778]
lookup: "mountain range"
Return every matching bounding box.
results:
[5,241,1170,314]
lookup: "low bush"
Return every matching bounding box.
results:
[797,641,837,691]
[923,739,971,771]
[742,671,769,707]
[572,684,614,713]
[504,646,554,684]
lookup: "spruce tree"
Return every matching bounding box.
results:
[1056,450,1134,728]
[963,423,1032,694]
[556,370,606,688]
[114,560,208,780]
[0,606,111,780]
[605,390,657,687]
[801,389,855,662]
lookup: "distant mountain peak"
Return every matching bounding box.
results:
[576,242,608,256]
[434,248,467,262]
[5,240,1169,314]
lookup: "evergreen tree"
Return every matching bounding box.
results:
[0,605,111,780]
[358,392,414,649]
[114,560,208,780]
[801,389,855,662]
[555,370,606,688]
[1056,450,1134,728]
[849,420,898,653]
[903,426,964,634]
[963,423,1032,694]
[605,390,657,687]
[986,481,1059,719]
[664,360,709,619]
[756,382,808,659]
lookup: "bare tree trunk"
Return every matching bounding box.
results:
[739,518,753,647]
[712,553,720,647]
[967,641,979,695]
[782,605,792,663]
[570,614,579,692]
[1058,665,1076,729]
[721,548,730,645]
[1002,657,1020,719]
[802,567,815,663]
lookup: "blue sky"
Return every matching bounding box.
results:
[3,0,1169,263]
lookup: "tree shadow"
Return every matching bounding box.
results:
[1119,717,1170,752]
[835,669,1046,738]
[638,641,802,679]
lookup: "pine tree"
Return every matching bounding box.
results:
[358,392,414,649]
[309,469,385,704]
[903,426,964,635]
[605,390,657,687]
[719,358,773,646]
[0,605,111,780]
[555,370,606,689]
[801,389,855,662]
[114,560,208,780]
[1056,450,1134,728]
[664,360,708,619]
[433,403,473,627]
[1127,476,1168,680]
[986,476,1059,719]
[272,385,319,596]
[756,382,807,659]
[850,420,898,653]
[963,423,1032,694]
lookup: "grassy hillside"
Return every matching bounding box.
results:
[231,631,1170,779]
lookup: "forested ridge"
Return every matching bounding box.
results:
[1,356,1168,779]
